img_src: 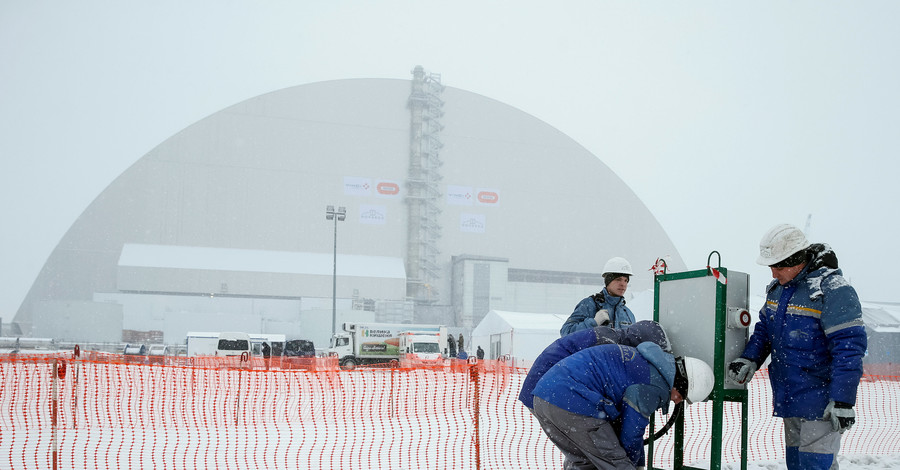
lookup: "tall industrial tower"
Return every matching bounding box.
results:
[405,66,445,305]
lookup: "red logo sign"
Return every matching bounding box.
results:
[376,182,400,195]
[477,191,499,204]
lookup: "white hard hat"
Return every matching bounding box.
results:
[601,257,634,276]
[756,224,810,266]
[677,356,714,404]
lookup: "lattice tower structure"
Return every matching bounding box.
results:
[405,66,445,304]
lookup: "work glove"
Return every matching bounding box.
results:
[823,400,856,433]
[594,309,610,326]
[727,358,757,385]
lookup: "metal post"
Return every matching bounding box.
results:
[325,205,346,336]
[52,359,59,470]
[711,266,729,470]
[332,215,337,335]
[469,356,482,470]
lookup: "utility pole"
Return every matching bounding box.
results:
[326,205,346,336]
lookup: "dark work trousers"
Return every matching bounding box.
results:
[532,397,636,470]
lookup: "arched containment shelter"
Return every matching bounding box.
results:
[13,68,685,347]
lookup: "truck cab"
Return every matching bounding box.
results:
[398,331,442,360]
[328,334,355,367]
[329,334,352,355]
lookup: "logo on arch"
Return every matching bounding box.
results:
[376,182,400,195]
[476,189,500,206]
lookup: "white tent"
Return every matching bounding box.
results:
[470,310,568,368]
[470,289,657,368]
[860,301,900,333]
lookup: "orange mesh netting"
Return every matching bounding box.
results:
[1,352,897,469]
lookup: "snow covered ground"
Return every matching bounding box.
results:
[728,454,900,470]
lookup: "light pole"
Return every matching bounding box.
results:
[325,205,346,336]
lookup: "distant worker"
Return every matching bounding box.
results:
[262,341,271,369]
[457,334,465,354]
[728,224,867,470]
[520,320,671,411]
[447,334,457,358]
[533,343,714,469]
[560,257,636,336]
[476,345,485,360]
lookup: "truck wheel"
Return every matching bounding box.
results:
[341,357,357,370]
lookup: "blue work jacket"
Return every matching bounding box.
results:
[740,244,867,419]
[519,320,670,409]
[532,342,674,466]
[559,288,635,336]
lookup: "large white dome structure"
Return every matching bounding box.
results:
[13,67,685,347]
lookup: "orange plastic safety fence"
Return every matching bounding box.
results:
[646,369,900,468]
[1,353,898,470]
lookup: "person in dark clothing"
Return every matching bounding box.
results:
[476,345,485,360]
[447,334,457,358]
[532,343,713,469]
[261,341,271,369]
[519,320,671,410]
[457,334,465,354]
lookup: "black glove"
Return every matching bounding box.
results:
[727,358,757,385]
[823,400,855,433]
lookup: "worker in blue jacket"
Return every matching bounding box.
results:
[728,224,868,470]
[532,343,714,469]
[519,320,671,410]
[560,257,636,336]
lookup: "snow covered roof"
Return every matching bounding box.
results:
[118,243,406,279]
[472,310,568,336]
[497,311,568,332]
[861,301,900,333]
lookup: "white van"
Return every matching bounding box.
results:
[249,333,286,357]
[215,332,251,357]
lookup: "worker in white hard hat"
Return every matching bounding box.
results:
[560,257,636,336]
[531,342,714,469]
[728,223,867,470]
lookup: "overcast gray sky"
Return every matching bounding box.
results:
[2,2,899,319]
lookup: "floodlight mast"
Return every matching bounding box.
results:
[325,205,346,336]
